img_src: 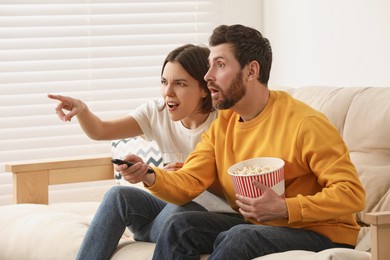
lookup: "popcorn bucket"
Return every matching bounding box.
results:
[228,157,285,198]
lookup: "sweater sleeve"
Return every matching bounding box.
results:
[286,116,366,223]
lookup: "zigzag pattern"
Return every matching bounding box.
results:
[136,146,161,159]
[147,157,163,167]
[111,137,163,182]
[111,138,133,148]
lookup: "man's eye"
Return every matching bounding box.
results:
[217,63,224,68]
[161,80,167,85]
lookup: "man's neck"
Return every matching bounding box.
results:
[235,85,270,122]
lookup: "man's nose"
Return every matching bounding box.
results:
[204,68,213,82]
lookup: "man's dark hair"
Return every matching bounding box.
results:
[209,24,272,85]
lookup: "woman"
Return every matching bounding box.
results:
[49,44,220,260]
[48,44,216,170]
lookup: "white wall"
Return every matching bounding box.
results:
[221,0,390,88]
[262,0,390,88]
[221,0,262,30]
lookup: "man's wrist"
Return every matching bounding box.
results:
[143,168,156,187]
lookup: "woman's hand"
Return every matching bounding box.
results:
[163,162,184,171]
[48,94,87,122]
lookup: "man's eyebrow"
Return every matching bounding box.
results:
[212,55,225,60]
[209,55,227,62]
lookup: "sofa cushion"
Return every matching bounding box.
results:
[255,248,370,260]
[0,204,89,260]
[343,88,390,217]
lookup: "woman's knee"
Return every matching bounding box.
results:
[102,186,143,204]
[104,185,125,199]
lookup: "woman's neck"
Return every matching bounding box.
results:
[180,112,210,129]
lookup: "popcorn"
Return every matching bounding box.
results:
[232,165,274,175]
[228,157,285,198]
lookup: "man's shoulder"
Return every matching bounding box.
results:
[272,90,326,119]
[216,109,236,120]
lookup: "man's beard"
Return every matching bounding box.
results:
[212,71,246,110]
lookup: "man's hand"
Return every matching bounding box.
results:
[117,154,156,186]
[235,180,288,222]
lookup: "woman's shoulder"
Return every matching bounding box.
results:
[134,99,165,115]
[144,98,165,109]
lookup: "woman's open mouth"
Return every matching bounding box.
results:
[167,102,179,110]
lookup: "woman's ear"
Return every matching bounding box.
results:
[201,88,208,98]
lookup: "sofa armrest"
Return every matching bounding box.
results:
[4,154,114,204]
[362,211,390,260]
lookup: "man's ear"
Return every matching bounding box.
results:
[247,60,260,81]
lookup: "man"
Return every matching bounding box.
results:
[122,24,366,259]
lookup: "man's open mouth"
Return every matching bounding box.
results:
[209,87,220,94]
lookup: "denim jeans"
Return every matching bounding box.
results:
[153,212,353,260]
[76,186,207,260]
[77,186,352,260]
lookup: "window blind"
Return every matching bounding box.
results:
[0,0,222,205]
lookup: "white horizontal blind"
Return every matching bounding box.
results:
[0,0,222,205]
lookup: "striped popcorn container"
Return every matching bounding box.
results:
[228,157,285,198]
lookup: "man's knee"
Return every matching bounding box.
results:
[215,224,264,249]
[163,211,193,226]
[216,225,245,244]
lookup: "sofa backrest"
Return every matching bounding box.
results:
[278,86,390,222]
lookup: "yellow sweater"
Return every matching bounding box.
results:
[149,90,366,246]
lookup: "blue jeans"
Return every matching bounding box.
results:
[78,186,352,260]
[154,212,354,260]
[76,186,207,260]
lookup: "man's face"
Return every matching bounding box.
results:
[204,43,246,110]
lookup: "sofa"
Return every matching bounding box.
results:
[1,86,389,260]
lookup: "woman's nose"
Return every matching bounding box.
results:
[164,83,175,96]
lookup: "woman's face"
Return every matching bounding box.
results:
[161,61,208,122]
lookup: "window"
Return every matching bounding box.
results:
[0,0,223,205]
